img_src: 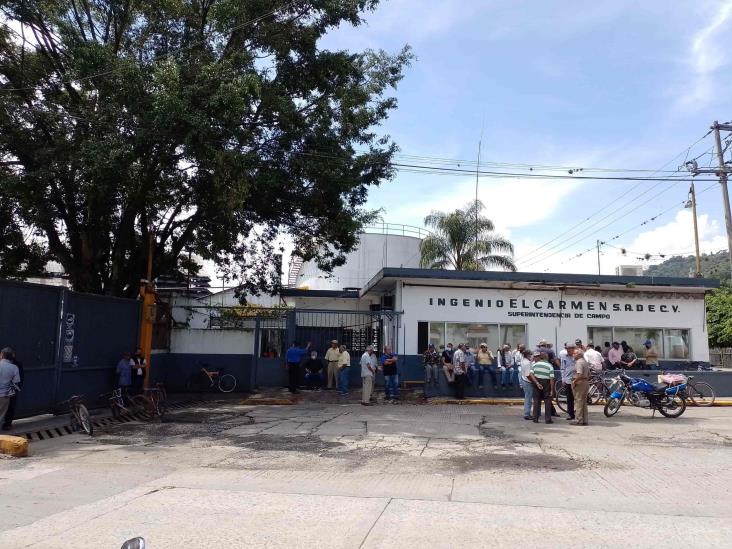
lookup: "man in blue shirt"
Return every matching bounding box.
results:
[381,346,399,402]
[0,348,21,427]
[285,341,311,394]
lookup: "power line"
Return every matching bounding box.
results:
[515,133,716,262]
[539,181,719,271]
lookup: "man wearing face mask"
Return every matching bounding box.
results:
[304,350,324,390]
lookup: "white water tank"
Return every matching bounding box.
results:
[292,224,426,291]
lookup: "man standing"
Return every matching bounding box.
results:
[0,348,21,428]
[560,342,577,421]
[442,343,455,384]
[116,351,132,393]
[584,342,604,373]
[2,351,23,431]
[643,339,659,368]
[572,348,591,426]
[452,343,467,399]
[360,346,378,405]
[620,342,638,369]
[519,349,534,420]
[337,344,351,395]
[130,348,146,394]
[381,346,399,402]
[423,343,440,390]
[464,344,476,386]
[529,352,555,423]
[324,340,341,390]
[285,341,311,394]
[607,341,623,369]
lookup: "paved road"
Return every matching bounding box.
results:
[1,396,731,548]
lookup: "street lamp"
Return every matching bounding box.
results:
[684,183,702,278]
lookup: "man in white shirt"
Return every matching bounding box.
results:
[452,344,467,400]
[360,346,378,406]
[584,342,604,373]
[0,348,21,427]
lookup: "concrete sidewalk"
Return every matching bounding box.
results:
[1,400,731,547]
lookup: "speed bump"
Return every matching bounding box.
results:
[0,434,29,457]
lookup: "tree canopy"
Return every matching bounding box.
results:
[419,200,516,272]
[0,0,411,295]
[706,284,732,348]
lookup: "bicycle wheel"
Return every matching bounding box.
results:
[687,382,715,407]
[587,384,601,405]
[77,405,94,436]
[554,384,568,412]
[130,394,151,414]
[218,374,237,393]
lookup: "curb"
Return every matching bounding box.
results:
[427,398,732,406]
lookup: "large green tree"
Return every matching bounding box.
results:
[419,200,516,271]
[705,284,732,348]
[0,0,410,295]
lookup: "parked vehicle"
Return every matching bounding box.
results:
[186,364,237,393]
[680,375,715,407]
[60,395,93,435]
[603,372,687,418]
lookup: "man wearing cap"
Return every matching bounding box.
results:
[360,346,378,405]
[423,343,441,390]
[560,342,577,421]
[324,340,341,390]
[529,352,555,423]
[452,343,467,399]
[476,343,493,390]
[643,340,659,368]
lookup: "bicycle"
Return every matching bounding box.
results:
[555,375,606,412]
[61,395,93,436]
[681,375,715,407]
[186,365,237,393]
[140,387,167,418]
[101,388,137,419]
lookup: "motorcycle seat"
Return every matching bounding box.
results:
[652,383,668,393]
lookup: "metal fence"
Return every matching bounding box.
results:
[0,279,140,418]
[709,348,732,369]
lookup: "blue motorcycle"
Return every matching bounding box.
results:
[603,372,687,418]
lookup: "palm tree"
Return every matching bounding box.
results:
[419,200,516,271]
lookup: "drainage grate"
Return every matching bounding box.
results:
[20,399,207,442]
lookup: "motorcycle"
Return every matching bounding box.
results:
[603,371,687,418]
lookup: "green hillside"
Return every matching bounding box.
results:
[645,251,730,281]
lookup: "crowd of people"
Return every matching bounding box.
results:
[283,336,663,422]
[432,337,660,425]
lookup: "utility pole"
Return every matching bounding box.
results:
[596,240,601,275]
[712,121,732,275]
[474,117,484,259]
[684,121,732,276]
[687,183,702,277]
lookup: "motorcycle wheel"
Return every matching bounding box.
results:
[604,397,622,417]
[658,395,686,418]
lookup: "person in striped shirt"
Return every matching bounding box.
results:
[529,352,556,424]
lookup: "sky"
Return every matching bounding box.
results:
[318,0,732,276]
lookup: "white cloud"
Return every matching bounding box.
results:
[518,209,727,275]
[676,0,732,110]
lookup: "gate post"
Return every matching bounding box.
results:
[50,287,68,411]
[252,316,261,391]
